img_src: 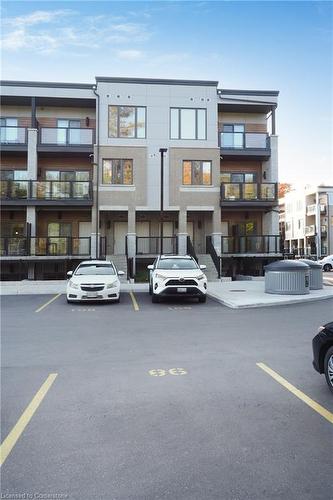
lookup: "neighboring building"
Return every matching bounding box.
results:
[282,185,333,258]
[0,77,279,280]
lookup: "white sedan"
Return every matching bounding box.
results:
[66,260,124,303]
[318,255,333,272]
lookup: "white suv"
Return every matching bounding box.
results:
[318,255,333,272]
[148,255,207,303]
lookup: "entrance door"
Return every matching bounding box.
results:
[79,222,91,255]
[162,221,174,254]
[136,221,150,253]
[113,222,127,254]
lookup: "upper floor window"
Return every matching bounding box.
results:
[45,170,89,181]
[220,172,257,183]
[102,159,133,185]
[221,124,245,148]
[0,170,27,180]
[171,108,206,140]
[108,106,146,138]
[183,160,211,185]
[1,118,21,143]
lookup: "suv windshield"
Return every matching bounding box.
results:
[157,258,198,270]
[75,264,116,276]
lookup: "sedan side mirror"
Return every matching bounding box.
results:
[199,265,207,270]
[147,265,154,270]
[67,271,73,278]
[118,270,125,276]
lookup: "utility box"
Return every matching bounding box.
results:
[299,259,323,290]
[264,260,310,295]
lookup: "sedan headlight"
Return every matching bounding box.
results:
[106,281,118,289]
[69,280,79,289]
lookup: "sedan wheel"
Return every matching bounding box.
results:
[324,346,333,394]
[323,264,332,272]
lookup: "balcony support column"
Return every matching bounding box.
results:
[27,128,38,180]
[178,209,187,255]
[126,206,136,260]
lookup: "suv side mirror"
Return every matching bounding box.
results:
[118,270,125,276]
[199,265,207,270]
[67,271,73,278]
[147,265,154,270]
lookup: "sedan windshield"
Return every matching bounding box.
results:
[75,264,116,276]
[157,258,198,270]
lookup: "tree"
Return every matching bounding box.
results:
[278,183,292,198]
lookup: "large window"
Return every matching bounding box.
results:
[171,108,206,140]
[183,160,211,185]
[108,106,146,138]
[102,159,133,185]
[57,119,81,145]
[221,124,245,148]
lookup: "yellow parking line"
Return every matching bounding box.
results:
[257,362,333,425]
[35,293,61,313]
[129,291,139,311]
[0,373,58,466]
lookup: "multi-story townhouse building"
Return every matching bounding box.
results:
[0,77,280,280]
[282,185,333,258]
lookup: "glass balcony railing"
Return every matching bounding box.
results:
[307,204,317,216]
[221,235,280,254]
[220,182,277,203]
[305,225,315,236]
[40,127,94,146]
[0,180,92,201]
[0,127,27,144]
[220,132,269,150]
[0,237,91,256]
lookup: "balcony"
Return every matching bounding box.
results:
[321,225,327,235]
[305,225,315,236]
[135,237,178,255]
[307,204,317,216]
[219,132,270,158]
[220,182,277,207]
[38,127,94,153]
[0,180,93,206]
[221,235,281,255]
[0,126,28,151]
[0,237,92,257]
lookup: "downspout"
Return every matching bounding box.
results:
[93,85,100,259]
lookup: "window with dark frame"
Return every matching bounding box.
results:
[108,106,146,138]
[182,160,212,185]
[171,108,207,140]
[102,159,133,185]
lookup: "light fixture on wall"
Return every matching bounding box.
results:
[85,117,90,127]
[263,171,267,180]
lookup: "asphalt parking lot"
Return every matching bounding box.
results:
[1,293,333,500]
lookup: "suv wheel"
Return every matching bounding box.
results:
[152,293,160,303]
[323,264,332,272]
[324,346,333,394]
[198,295,207,303]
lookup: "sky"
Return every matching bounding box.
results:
[1,0,332,186]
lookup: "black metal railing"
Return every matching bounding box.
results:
[221,235,280,254]
[0,180,93,201]
[39,127,94,146]
[136,236,178,255]
[186,236,198,262]
[0,126,27,145]
[206,236,221,277]
[0,237,91,257]
[220,132,270,150]
[220,182,277,203]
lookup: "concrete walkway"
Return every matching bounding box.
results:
[1,279,333,309]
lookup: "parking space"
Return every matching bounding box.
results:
[1,294,332,499]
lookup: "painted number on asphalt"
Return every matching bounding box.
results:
[148,368,187,376]
[71,308,96,312]
[168,306,192,311]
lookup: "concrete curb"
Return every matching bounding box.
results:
[206,289,333,309]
